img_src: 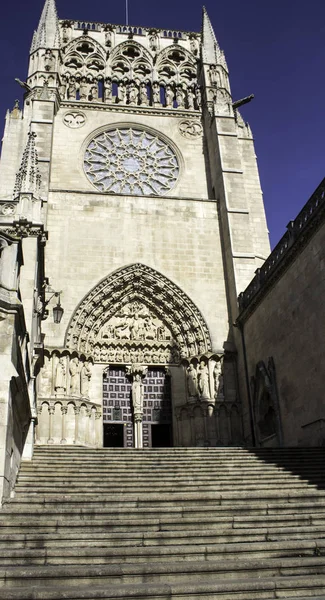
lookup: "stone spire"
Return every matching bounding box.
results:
[201,6,220,64]
[30,0,60,52]
[14,132,41,197]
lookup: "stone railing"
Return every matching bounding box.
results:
[36,398,101,447]
[238,177,325,313]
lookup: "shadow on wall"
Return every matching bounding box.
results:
[247,448,325,491]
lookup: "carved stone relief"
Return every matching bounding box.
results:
[65,264,212,363]
[178,119,203,138]
[63,112,86,128]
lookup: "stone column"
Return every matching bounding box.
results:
[61,406,67,444]
[48,405,55,444]
[74,405,80,445]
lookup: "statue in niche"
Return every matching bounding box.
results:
[152,82,160,104]
[195,87,202,110]
[80,361,92,397]
[176,87,185,108]
[128,82,138,105]
[137,349,144,363]
[104,80,112,103]
[39,356,52,396]
[189,36,199,56]
[59,80,67,100]
[108,347,116,361]
[187,87,195,110]
[79,78,89,101]
[165,85,174,108]
[140,82,149,106]
[208,65,219,87]
[55,357,66,393]
[117,82,126,103]
[148,30,159,52]
[67,78,77,100]
[213,362,224,397]
[198,361,210,398]
[69,357,81,395]
[43,49,55,71]
[101,346,109,362]
[115,348,123,362]
[90,83,98,102]
[104,28,113,47]
[132,374,144,413]
[93,346,100,362]
[186,364,198,398]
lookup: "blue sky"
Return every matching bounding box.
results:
[1,0,324,248]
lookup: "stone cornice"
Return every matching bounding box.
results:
[237,177,325,323]
[59,101,201,120]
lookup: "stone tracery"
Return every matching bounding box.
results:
[83,127,179,196]
[66,263,212,363]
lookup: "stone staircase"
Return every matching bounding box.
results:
[0,446,325,599]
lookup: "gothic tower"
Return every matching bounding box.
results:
[0,0,270,494]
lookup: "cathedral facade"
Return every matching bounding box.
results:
[0,0,271,500]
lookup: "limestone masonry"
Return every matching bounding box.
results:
[0,0,324,507]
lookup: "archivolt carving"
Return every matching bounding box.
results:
[65,264,212,363]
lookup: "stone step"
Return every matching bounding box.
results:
[2,538,325,566]
[1,515,323,535]
[2,524,325,549]
[0,557,325,588]
[0,575,325,600]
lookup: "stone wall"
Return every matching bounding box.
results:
[237,184,325,447]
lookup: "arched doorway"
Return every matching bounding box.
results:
[65,263,212,448]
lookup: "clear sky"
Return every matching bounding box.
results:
[1,0,324,248]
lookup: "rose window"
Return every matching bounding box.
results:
[84,128,179,196]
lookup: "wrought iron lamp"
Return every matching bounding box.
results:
[42,285,64,324]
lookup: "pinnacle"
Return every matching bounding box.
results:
[13,131,41,197]
[31,0,60,52]
[201,5,221,64]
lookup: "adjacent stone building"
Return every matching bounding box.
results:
[0,0,323,504]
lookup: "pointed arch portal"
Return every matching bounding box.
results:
[66,263,211,363]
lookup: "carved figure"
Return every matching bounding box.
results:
[90,84,98,101]
[93,345,100,361]
[176,87,185,108]
[117,82,126,103]
[55,357,66,393]
[198,361,210,398]
[128,82,138,105]
[209,65,219,86]
[39,356,52,396]
[213,362,224,397]
[67,78,77,100]
[165,85,174,108]
[187,88,195,110]
[104,80,112,103]
[195,87,202,110]
[44,49,54,71]
[187,364,198,397]
[80,361,92,397]
[140,82,149,105]
[101,346,108,362]
[152,82,160,105]
[149,31,159,52]
[104,29,113,47]
[190,36,198,56]
[59,80,67,100]
[132,374,144,413]
[79,78,89,101]
[69,357,81,395]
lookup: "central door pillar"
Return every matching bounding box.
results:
[127,364,147,449]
